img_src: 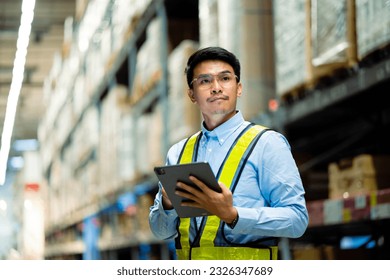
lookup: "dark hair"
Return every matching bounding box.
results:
[185,46,241,88]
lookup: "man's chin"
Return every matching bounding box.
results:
[210,108,235,116]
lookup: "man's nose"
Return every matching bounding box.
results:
[210,78,222,93]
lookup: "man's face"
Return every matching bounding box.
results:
[188,60,242,120]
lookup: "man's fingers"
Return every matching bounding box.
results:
[175,183,199,200]
[188,175,211,192]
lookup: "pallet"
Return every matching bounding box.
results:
[278,82,309,105]
[358,42,390,68]
[309,63,358,91]
[279,63,357,105]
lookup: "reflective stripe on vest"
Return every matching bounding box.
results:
[176,245,279,260]
[176,124,275,260]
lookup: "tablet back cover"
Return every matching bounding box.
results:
[154,162,220,218]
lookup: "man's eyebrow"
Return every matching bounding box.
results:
[219,70,232,74]
[196,70,232,77]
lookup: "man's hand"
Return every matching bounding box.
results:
[175,176,238,224]
[161,187,174,210]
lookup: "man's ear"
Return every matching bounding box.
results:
[188,89,196,103]
[237,82,243,97]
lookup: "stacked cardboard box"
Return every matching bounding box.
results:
[131,17,164,104]
[135,105,164,177]
[293,245,334,260]
[342,194,371,222]
[328,154,390,199]
[306,199,324,226]
[98,85,139,196]
[371,188,390,220]
[306,187,390,226]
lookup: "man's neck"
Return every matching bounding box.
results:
[203,110,237,131]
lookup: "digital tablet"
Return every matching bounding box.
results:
[154,162,222,218]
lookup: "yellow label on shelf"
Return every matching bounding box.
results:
[370,191,377,207]
[343,208,351,222]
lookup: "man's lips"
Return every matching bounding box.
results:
[207,95,229,102]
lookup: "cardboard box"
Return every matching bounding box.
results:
[343,194,371,222]
[370,188,390,220]
[323,198,343,225]
[293,245,334,260]
[307,200,324,226]
[328,154,390,199]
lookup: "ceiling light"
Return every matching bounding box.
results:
[12,139,39,152]
[0,0,36,186]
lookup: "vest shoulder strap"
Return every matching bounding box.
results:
[177,130,202,164]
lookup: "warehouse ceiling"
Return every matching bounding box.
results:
[0,0,75,162]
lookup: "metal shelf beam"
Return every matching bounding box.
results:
[268,57,390,131]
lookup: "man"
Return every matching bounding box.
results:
[149,46,308,260]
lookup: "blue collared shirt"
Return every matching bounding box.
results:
[149,111,308,245]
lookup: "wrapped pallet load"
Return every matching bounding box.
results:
[273,0,308,99]
[309,0,357,83]
[168,40,201,145]
[274,0,357,100]
[355,0,390,61]
[199,0,275,119]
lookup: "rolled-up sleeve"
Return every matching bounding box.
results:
[149,183,179,240]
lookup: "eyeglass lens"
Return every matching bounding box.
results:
[193,73,236,89]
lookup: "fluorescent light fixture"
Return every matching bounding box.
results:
[13,139,39,152]
[0,0,36,186]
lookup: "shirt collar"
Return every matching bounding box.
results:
[201,111,245,145]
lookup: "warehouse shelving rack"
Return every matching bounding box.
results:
[44,0,199,260]
[42,0,390,260]
[254,48,390,259]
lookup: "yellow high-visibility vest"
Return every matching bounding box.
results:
[175,123,278,260]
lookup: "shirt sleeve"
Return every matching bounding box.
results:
[148,141,186,240]
[148,182,179,240]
